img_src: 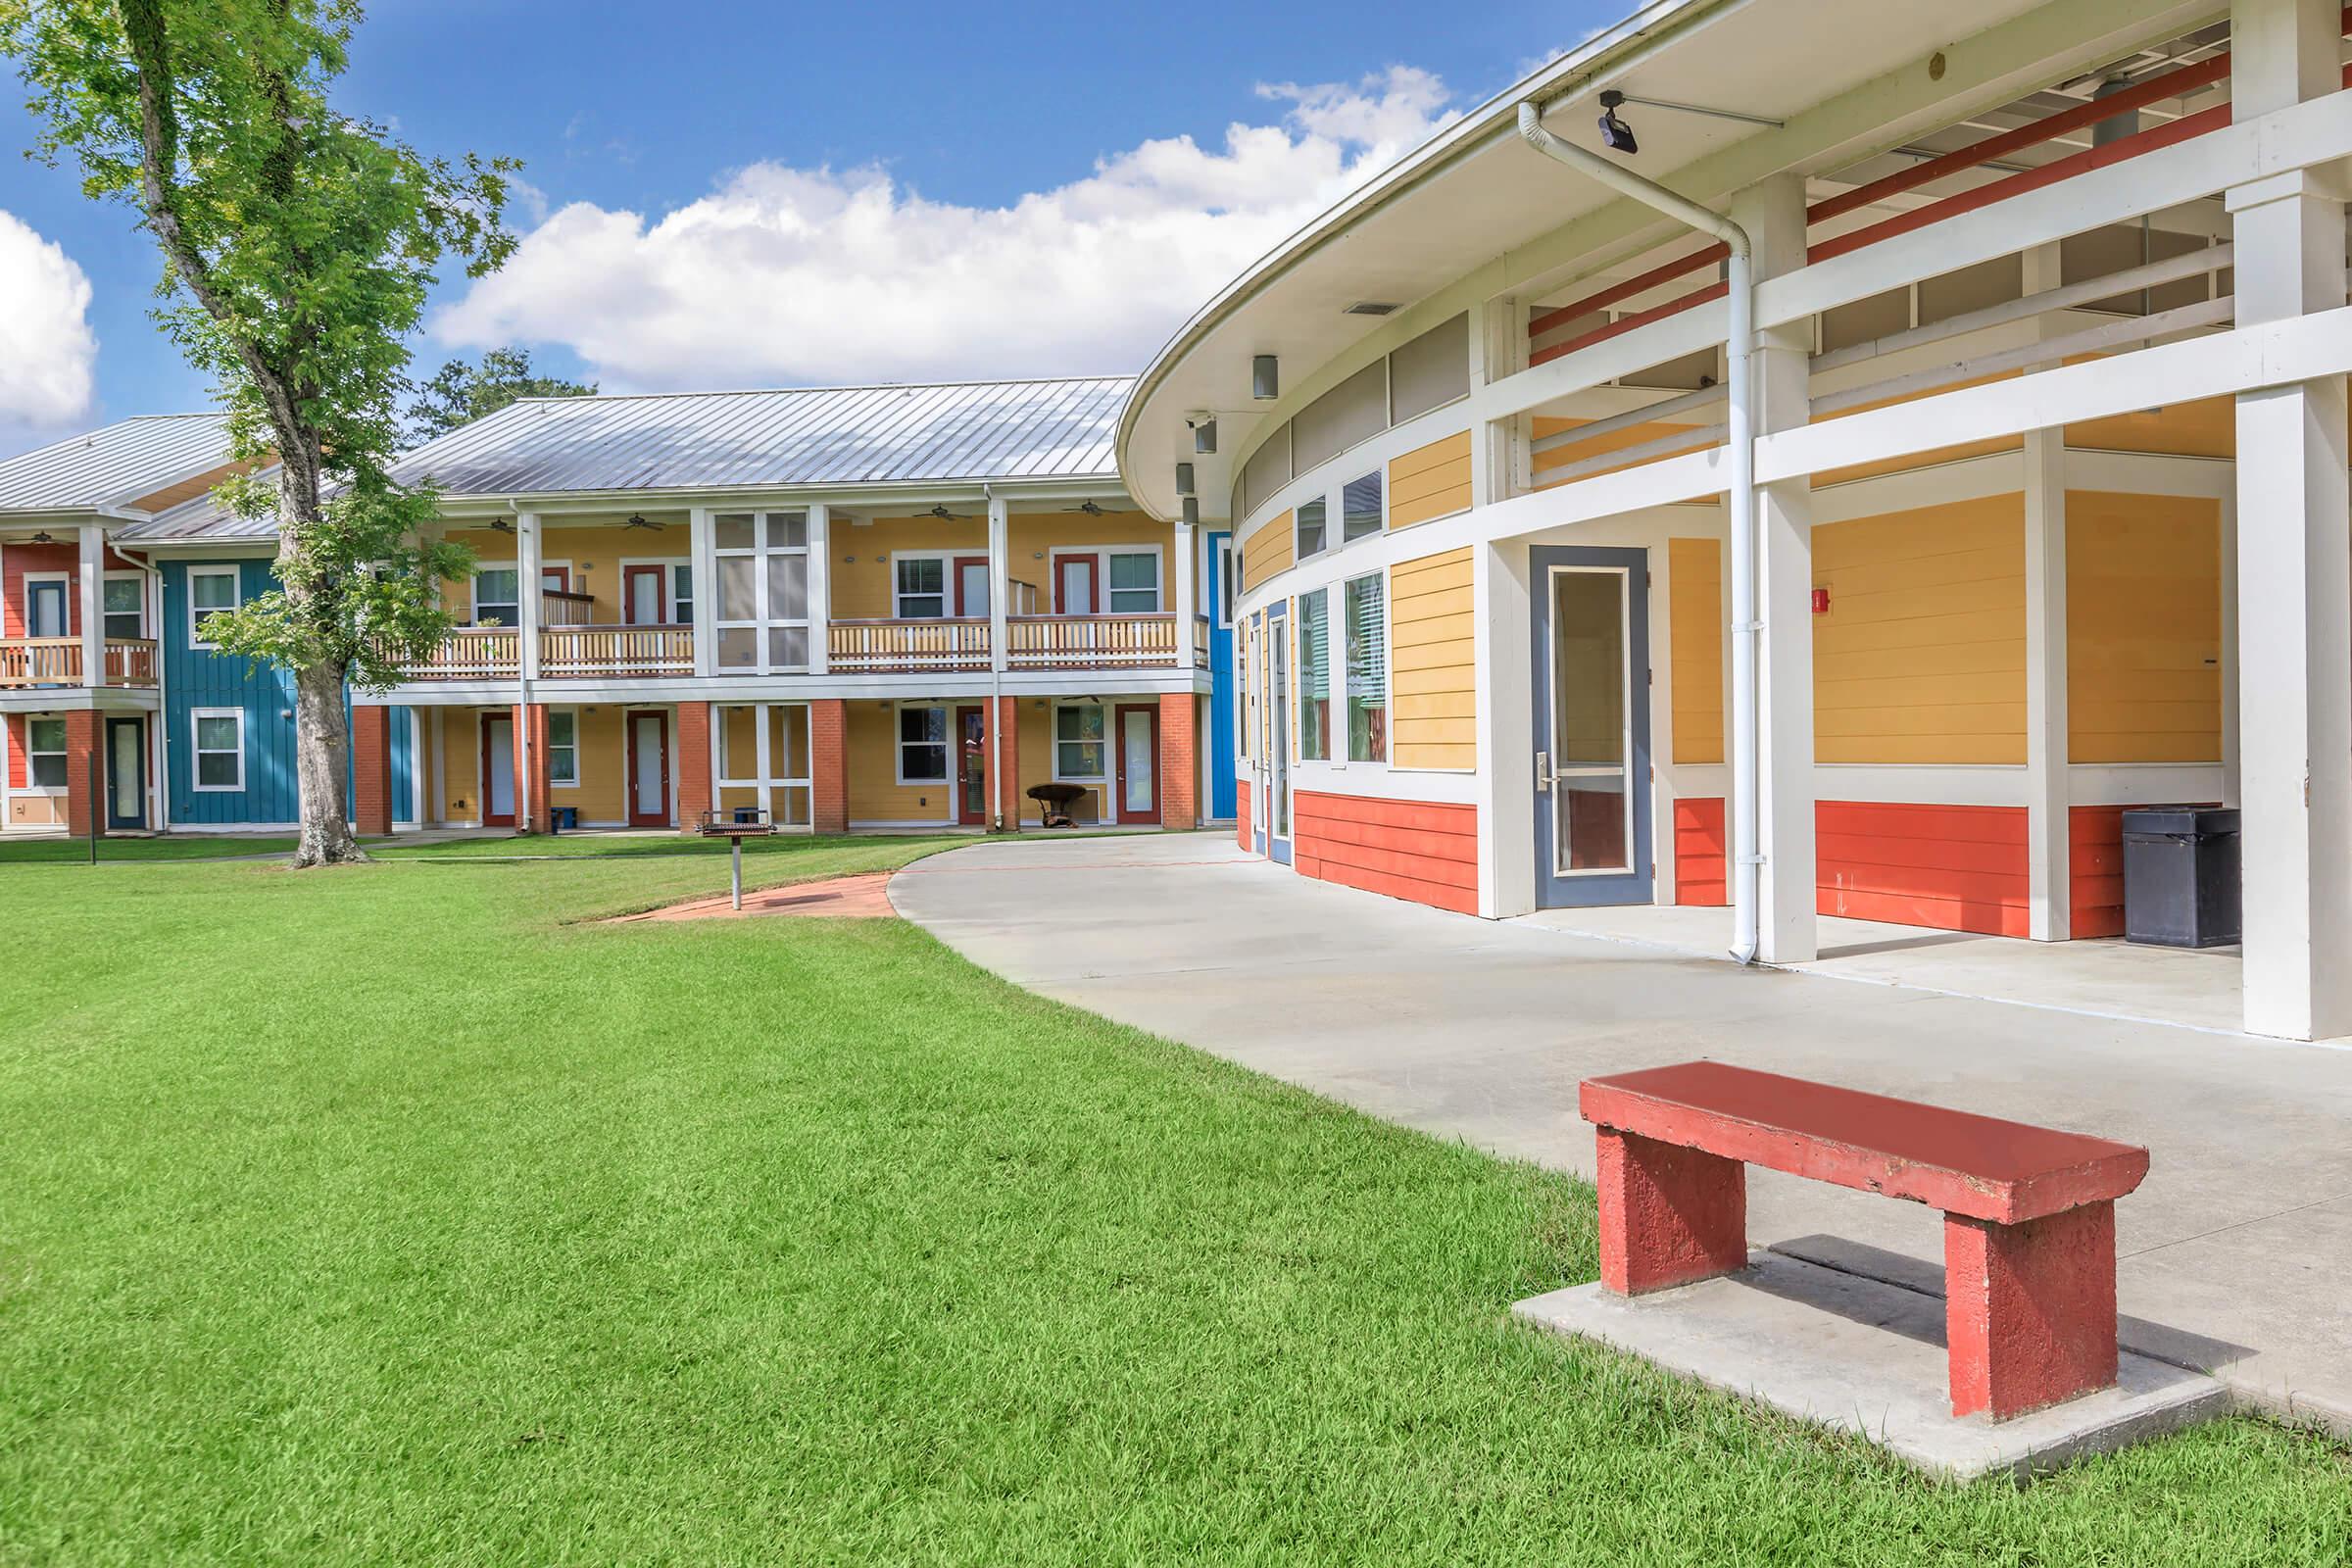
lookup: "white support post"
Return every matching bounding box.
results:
[2022,242,2071,943]
[688,507,715,677]
[986,494,1009,672]
[1735,174,1817,964]
[807,504,831,675]
[77,524,103,688]
[2219,493,2239,808]
[1477,538,1536,918]
[753,699,773,825]
[515,512,542,683]
[2230,0,2352,1040]
[1173,509,1198,661]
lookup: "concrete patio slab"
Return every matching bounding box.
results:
[890,833,2352,1435]
[1513,1252,2230,1483]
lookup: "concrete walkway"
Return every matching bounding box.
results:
[890,832,2352,1434]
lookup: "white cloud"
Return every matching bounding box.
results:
[0,211,96,430]
[433,67,1460,389]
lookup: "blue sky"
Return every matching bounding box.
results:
[0,0,1616,454]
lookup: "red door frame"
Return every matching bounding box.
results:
[479,712,515,827]
[622,564,666,625]
[1055,556,1098,615]
[950,556,990,617]
[1113,702,1159,824]
[955,704,988,825]
[625,709,670,826]
[540,564,571,593]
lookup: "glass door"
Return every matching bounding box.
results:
[1114,703,1158,823]
[956,705,988,825]
[26,578,67,638]
[1267,600,1292,864]
[624,565,666,625]
[626,710,669,826]
[106,717,146,830]
[1531,547,1652,907]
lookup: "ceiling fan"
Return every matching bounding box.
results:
[1062,500,1115,516]
[623,514,664,531]
[29,529,55,544]
[923,504,973,521]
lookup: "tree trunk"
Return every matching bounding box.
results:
[290,656,364,866]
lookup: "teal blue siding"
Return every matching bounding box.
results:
[161,559,416,827]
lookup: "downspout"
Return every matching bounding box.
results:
[113,543,169,834]
[1515,100,1763,964]
[984,482,1004,833]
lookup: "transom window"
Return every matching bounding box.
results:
[189,566,240,648]
[547,710,578,787]
[192,709,244,791]
[25,717,67,788]
[1296,497,1327,559]
[898,706,949,783]
[714,511,809,673]
[1054,704,1105,779]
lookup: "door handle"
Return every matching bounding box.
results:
[1535,751,1555,792]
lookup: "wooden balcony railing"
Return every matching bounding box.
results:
[389,626,521,680]
[0,637,159,688]
[1005,612,1178,669]
[540,625,693,677]
[828,618,990,672]
[541,588,597,627]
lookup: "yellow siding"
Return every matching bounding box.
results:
[1242,512,1294,593]
[2065,395,2234,459]
[1531,416,1711,486]
[1668,538,1724,764]
[2067,491,2223,762]
[439,708,488,822]
[1388,430,1472,527]
[1016,701,1110,826]
[846,701,956,823]
[1390,548,1477,770]
[832,516,989,619]
[550,704,628,822]
[1006,512,1167,611]
[1812,372,2024,486]
[1812,495,2027,764]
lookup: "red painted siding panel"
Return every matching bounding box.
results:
[2069,805,2128,939]
[1236,781,1251,850]
[1816,800,2031,937]
[1674,798,1728,906]
[1293,789,1478,914]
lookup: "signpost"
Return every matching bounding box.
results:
[695,808,776,910]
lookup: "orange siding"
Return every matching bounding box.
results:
[2069,805,2129,939]
[1236,780,1252,851]
[1293,791,1478,914]
[1389,429,1473,527]
[1816,800,2030,937]
[1674,797,1729,906]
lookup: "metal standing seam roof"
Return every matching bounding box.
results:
[388,376,1137,498]
[0,413,233,513]
[121,481,284,541]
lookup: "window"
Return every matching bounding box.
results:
[25,717,66,788]
[896,557,948,618]
[547,710,578,787]
[1105,551,1160,612]
[103,577,144,640]
[714,511,810,672]
[1342,471,1384,543]
[714,702,813,826]
[470,567,518,627]
[671,563,695,625]
[1298,589,1331,760]
[1345,573,1388,763]
[1054,704,1105,779]
[1296,497,1327,559]
[898,706,949,782]
[1218,539,1235,626]
[189,566,240,647]
[192,709,244,791]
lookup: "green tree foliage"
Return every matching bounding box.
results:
[407,346,595,448]
[2,0,516,863]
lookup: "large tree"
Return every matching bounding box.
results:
[406,346,594,448]
[3,0,515,864]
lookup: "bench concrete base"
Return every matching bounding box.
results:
[1514,1250,2228,1484]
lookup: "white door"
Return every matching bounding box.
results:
[484,715,515,821]
[1121,709,1153,815]
[632,713,665,818]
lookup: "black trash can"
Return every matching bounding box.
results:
[550,806,578,832]
[2121,807,2239,948]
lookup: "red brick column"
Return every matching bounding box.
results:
[514,702,550,833]
[1158,692,1198,830]
[1943,1202,2119,1420]
[810,699,849,834]
[992,696,1020,831]
[352,706,393,838]
[674,702,712,833]
[61,710,102,839]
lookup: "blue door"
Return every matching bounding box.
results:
[1267,600,1292,865]
[1205,531,1237,819]
[1530,546,1651,907]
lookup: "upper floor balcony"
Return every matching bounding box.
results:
[0,636,159,689]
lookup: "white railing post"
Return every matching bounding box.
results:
[77,524,103,689]
[807,503,831,674]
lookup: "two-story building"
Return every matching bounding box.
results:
[1120,0,2352,1039]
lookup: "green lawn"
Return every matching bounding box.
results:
[0,833,298,862]
[2,842,2346,1564]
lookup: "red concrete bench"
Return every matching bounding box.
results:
[1580,1061,2149,1421]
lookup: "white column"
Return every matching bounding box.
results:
[1477,538,1536,918]
[2230,0,2352,1040]
[688,507,715,677]
[2022,242,2071,942]
[515,512,542,683]
[806,503,831,675]
[986,493,1009,673]
[1173,511,1198,666]
[1735,174,1816,963]
[77,524,104,687]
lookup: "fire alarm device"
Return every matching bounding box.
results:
[1811,587,1831,614]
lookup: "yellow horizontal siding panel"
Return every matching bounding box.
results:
[2062,357,2234,457]
[1390,545,1477,769]
[1812,494,2026,764]
[1389,431,1473,527]
[1242,512,1295,593]
[1667,537,1723,764]
[847,701,952,823]
[2067,490,2221,762]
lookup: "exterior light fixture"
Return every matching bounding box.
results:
[1251,355,1279,400]
[1598,91,1638,155]
[1182,497,1200,527]
[1193,417,1217,455]
[1175,463,1195,496]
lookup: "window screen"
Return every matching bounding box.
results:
[1241,425,1293,517]
[1292,359,1386,470]
[1298,589,1330,761]
[1389,312,1469,422]
[1346,574,1387,763]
